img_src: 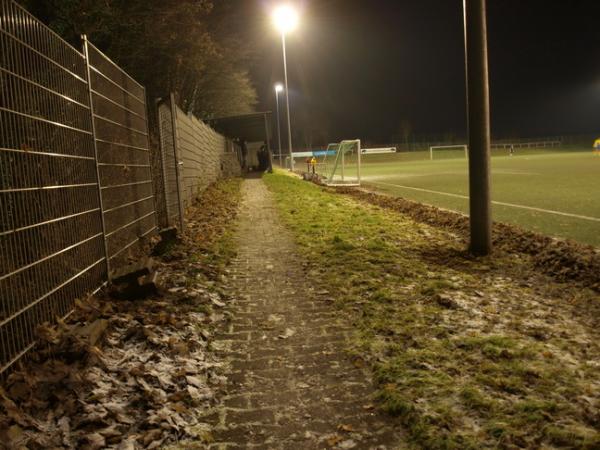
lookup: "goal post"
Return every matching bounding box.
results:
[429,144,469,160]
[321,139,361,186]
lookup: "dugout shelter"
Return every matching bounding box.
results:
[208,112,274,172]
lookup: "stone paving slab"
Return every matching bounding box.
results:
[209,177,405,449]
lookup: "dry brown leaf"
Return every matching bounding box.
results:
[0,182,240,449]
[186,375,205,388]
[326,434,344,446]
[85,432,106,449]
[99,424,122,438]
[3,424,26,447]
[0,390,31,428]
[117,436,137,450]
[142,428,163,446]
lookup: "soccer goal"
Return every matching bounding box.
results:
[429,144,468,160]
[321,139,361,186]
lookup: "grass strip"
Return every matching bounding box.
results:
[264,172,600,449]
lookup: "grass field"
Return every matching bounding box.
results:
[315,148,600,247]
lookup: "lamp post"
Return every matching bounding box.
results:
[463,0,492,255]
[272,5,298,171]
[274,83,284,167]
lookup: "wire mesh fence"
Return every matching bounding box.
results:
[156,97,242,218]
[0,0,155,376]
[84,38,156,268]
[0,0,243,377]
[0,0,106,374]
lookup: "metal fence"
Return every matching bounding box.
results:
[0,0,154,375]
[157,95,184,230]
[177,109,228,206]
[84,37,156,266]
[156,96,241,228]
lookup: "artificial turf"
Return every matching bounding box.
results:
[319,149,600,247]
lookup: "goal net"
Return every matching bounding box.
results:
[429,145,468,160]
[320,139,361,186]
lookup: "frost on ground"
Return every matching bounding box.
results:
[0,179,242,449]
[340,186,600,293]
[265,172,600,449]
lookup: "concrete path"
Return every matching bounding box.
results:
[210,177,404,449]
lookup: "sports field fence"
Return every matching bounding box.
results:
[0,0,240,377]
[368,134,599,154]
[155,95,243,231]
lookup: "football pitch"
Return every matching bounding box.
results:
[340,148,599,247]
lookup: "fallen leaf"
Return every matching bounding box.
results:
[186,375,205,388]
[326,434,343,446]
[85,432,106,449]
[277,328,295,339]
[337,424,356,433]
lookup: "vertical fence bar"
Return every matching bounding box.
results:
[341,146,345,181]
[156,99,172,228]
[170,93,185,231]
[83,34,110,277]
[357,140,361,185]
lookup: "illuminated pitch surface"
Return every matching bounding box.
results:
[354,148,600,246]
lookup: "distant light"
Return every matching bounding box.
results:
[275,83,284,93]
[272,5,298,34]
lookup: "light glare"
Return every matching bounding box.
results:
[272,5,298,34]
[275,83,284,92]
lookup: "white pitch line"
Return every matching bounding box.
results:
[492,170,541,176]
[367,180,600,223]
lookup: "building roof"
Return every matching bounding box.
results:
[207,112,272,143]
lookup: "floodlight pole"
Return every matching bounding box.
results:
[281,33,294,171]
[275,88,283,167]
[463,0,492,255]
[264,112,273,173]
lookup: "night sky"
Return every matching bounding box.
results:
[245,0,600,146]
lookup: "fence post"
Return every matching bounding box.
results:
[83,34,111,278]
[170,93,185,231]
[156,99,172,228]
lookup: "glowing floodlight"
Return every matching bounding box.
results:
[272,5,299,34]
